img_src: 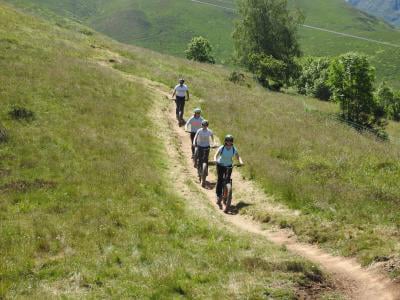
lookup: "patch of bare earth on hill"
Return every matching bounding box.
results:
[96,54,400,299]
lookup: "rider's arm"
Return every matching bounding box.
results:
[210,132,215,146]
[214,146,222,162]
[236,152,244,165]
[185,116,193,131]
[186,89,190,101]
[193,129,199,147]
[172,88,176,98]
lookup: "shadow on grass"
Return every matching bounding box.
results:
[229,201,252,215]
[203,180,216,190]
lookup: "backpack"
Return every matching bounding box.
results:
[220,146,236,156]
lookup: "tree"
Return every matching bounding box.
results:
[233,0,302,86]
[376,82,400,121]
[392,91,400,121]
[328,52,386,133]
[185,36,215,64]
[296,56,331,100]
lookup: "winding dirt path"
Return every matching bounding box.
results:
[97,57,400,300]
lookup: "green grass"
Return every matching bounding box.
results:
[0,3,340,298]
[109,39,400,274]
[4,0,400,88]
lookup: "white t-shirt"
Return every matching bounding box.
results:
[186,116,204,133]
[174,84,189,97]
[193,128,213,147]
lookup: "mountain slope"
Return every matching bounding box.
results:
[346,0,400,27]
[0,3,331,298]
[4,0,400,87]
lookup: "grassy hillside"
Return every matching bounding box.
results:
[5,0,400,87]
[109,39,400,275]
[0,3,333,298]
[347,0,400,27]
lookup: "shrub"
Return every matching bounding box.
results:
[248,53,288,90]
[228,71,245,84]
[185,36,215,64]
[392,91,400,121]
[376,82,400,122]
[9,106,35,121]
[296,57,331,100]
[0,125,8,143]
[328,52,386,134]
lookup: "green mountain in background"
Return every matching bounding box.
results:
[347,0,400,27]
[5,0,400,86]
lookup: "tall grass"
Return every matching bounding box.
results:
[114,42,400,270]
[0,4,334,298]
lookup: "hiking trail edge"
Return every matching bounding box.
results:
[97,56,400,300]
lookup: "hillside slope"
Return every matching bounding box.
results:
[4,0,400,87]
[346,0,400,27]
[0,3,332,298]
[110,33,400,277]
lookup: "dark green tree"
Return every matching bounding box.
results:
[392,91,400,121]
[233,0,302,87]
[185,36,215,64]
[376,82,400,121]
[296,57,331,100]
[329,52,387,134]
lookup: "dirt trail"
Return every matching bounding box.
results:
[96,57,400,300]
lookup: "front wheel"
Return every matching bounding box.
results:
[224,183,232,213]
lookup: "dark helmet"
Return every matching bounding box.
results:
[202,120,209,126]
[224,134,234,142]
[179,78,185,84]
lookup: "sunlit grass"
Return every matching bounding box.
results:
[114,40,400,270]
[0,3,336,298]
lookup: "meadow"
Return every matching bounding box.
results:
[0,3,333,298]
[112,41,400,275]
[5,0,400,88]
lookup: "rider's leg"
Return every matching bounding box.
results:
[216,164,226,199]
[204,147,210,164]
[179,98,186,120]
[175,99,180,120]
[175,96,185,120]
[197,147,206,171]
[190,132,196,157]
[226,168,233,182]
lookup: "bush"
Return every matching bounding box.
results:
[328,52,386,133]
[248,53,289,90]
[0,125,8,143]
[376,82,400,122]
[228,71,245,84]
[9,106,35,121]
[185,36,215,64]
[392,91,400,121]
[296,57,331,100]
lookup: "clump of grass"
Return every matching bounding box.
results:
[8,106,34,121]
[228,71,245,84]
[79,29,93,36]
[0,125,8,143]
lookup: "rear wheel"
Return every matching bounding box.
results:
[201,162,207,187]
